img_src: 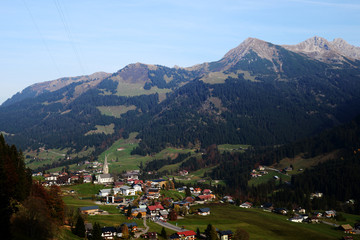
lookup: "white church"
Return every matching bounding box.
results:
[95,155,114,184]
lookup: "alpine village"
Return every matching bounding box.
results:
[2,36,360,240]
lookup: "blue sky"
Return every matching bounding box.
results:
[0,0,359,104]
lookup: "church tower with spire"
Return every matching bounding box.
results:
[103,154,109,174]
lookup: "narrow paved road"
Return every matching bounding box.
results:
[153,219,188,232]
[321,220,339,228]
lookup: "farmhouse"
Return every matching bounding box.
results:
[147,204,165,217]
[79,205,100,215]
[131,208,147,218]
[198,207,210,216]
[218,230,233,240]
[340,224,353,234]
[122,222,138,232]
[239,202,252,208]
[325,210,336,218]
[101,226,117,240]
[170,230,197,240]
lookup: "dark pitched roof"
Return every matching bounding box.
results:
[198,207,210,212]
[219,230,233,236]
[101,226,117,233]
[79,205,99,211]
[123,222,138,228]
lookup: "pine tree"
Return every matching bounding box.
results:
[92,222,102,240]
[161,227,167,239]
[74,215,85,237]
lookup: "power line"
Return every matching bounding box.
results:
[53,0,86,75]
[22,0,62,77]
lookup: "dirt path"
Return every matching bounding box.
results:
[135,217,150,238]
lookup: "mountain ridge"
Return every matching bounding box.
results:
[2,36,360,157]
[3,36,359,107]
[283,36,360,64]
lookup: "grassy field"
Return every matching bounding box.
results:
[97,105,137,118]
[115,80,171,97]
[175,203,355,240]
[248,170,291,187]
[272,150,339,174]
[85,123,115,136]
[160,190,185,201]
[217,144,250,153]
[59,184,360,240]
[97,132,196,173]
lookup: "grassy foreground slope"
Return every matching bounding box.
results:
[176,204,352,240]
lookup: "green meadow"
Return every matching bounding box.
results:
[175,204,355,240]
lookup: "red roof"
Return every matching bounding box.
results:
[198,195,212,200]
[177,230,196,237]
[147,204,164,211]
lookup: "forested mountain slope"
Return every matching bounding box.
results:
[1,36,360,157]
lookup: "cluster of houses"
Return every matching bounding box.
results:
[168,229,233,240]
[250,165,268,178]
[32,156,115,186]
[34,170,93,186]
[83,221,139,239]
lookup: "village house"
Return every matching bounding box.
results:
[159,209,169,220]
[340,224,353,234]
[79,206,101,215]
[218,230,233,240]
[325,210,336,218]
[132,184,142,193]
[313,212,323,218]
[274,208,288,215]
[184,196,195,204]
[147,179,167,189]
[170,230,197,240]
[179,170,189,176]
[262,203,274,212]
[202,189,212,195]
[310,192,323,199]
[131,208,147,218]
[192,188,202,194]
[147,188,160,198]
[289,215,304,223]
[122,222,138,232]
[239,202,253,208]
[197,207,210,216]
[147,204,164,218]
[257,165,265,171]
[70,175,80,183]
[120,186,136,196]
[99,189,112,197]
[173,200,190,208]
[144,232,158,240]
[101,226,118,240]
[196,194,215,202]
[83,174,92,183]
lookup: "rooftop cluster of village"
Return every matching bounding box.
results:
[33,157,359,239]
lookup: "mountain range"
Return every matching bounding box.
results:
[1,36,360,158]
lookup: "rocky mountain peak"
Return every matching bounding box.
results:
[218,37,281,71]
[283,36,360,63]
[223,37,274,61]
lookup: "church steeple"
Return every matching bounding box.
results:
[103,154,109,174]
